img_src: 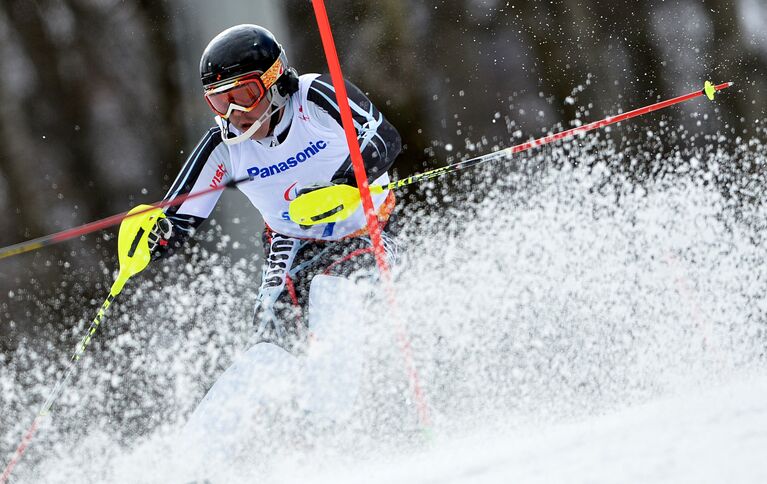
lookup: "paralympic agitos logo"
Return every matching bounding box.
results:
[247,140,328,180]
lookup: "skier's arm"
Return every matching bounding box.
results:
[306,74,401,186]
[151,127,231,260]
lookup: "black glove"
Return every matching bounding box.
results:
[296,180,337,198]
[147,217,173,255]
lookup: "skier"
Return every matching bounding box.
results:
[149,24,400,353]
[149,24,401,456]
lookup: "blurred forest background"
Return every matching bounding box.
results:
[0,0,765,354]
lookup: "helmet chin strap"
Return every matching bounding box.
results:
[219,117,262,145]
[266,107,280,137]
[217,86,289,146]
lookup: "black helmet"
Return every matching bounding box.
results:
[200,24,298,95]
[200,24,299,144]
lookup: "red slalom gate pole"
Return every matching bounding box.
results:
[310,0,391,277]
[0,418,40,484]
[0,175,252,262]
[379,82,735,192]
[311,0,432,428]
[0,82,733,264]
[507,82,735,155]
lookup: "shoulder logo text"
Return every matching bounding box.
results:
[209,163,227,188]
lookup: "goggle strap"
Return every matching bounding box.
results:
[260,57,285,90]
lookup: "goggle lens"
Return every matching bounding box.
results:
[204,75,266,118]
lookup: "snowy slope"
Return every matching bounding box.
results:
[278,375,767,484]
[3,135,767,483]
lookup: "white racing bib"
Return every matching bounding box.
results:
[227,74,390,240]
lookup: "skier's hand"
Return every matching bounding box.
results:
[147,217,173,254]
[296,181,337,198]
[293,181,349,230]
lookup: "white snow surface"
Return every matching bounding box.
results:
[274,375,767,484]
[3,131,767,483]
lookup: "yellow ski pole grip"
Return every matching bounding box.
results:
[112,204,165,294]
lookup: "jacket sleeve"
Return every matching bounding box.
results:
[305,74,401,186]
[153,127,230,260]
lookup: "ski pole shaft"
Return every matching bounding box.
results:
[383,81,734,192]
[0,290,117,483]
[42,293,117,414]
[1,206,161,482]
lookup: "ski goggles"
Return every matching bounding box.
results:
[203,57,285,119]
